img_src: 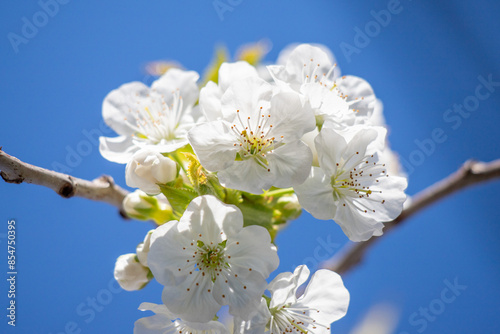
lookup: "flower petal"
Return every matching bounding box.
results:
[277,43,339,78]
[114,253,151,291]
[152,68,200,108]
[314,128,346,177]
[99,135,139,164]
[134,302,229,334]
[358,174,408,222]
[295,269,350,329]
[295,167,337,220]
[188,120,238,172]
[137,302,173,316]
[134,312,173,334]
[161,274,220,323]
[179,195,242,242]
[213,269,267,320]
[284,44,335,86]
[267,140,313,188]
[217,158,274,194]
[199,81,223,121]
[220,77,273,123]
[233,298,271,334]
[148,139,191,154]
[334,199,385,242]
[300,83,350,120]
[336,75,376,118]
[219,61,259,92]
[102,82,149,136]
[148,221,189,285]
[268,265,310,308]
[267,92,316,141]
[226,225,279,278]
[337,127,378,172]
[301,128,320,167]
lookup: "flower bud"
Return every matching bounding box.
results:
[122,190,174,224]
[273,194,302,224]
[125,148,178,195]
[136,230,154,267]
[114,253,152,291]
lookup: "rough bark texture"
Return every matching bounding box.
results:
[0,148,129,215]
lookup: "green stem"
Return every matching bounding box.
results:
[168,152,187,174]
[264,187,295,198]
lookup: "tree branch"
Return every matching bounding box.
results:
[0,148,129,215]
[2,145,500,262]
[321,159,500,275]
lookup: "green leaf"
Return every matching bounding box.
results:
[159,184,197,217]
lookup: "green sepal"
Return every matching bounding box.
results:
[218,239,227,249]
[236,199,274,231]
[262,295,271,307]
[224,188,243,206]
[204,173,226,200]
[159,184,198,218]
[183,152,226,200]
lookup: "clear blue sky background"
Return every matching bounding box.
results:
[1,1,499,333]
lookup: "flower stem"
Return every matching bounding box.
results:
[264,188,295,198]
[168,152,187,174]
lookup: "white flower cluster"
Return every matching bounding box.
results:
[102,43,408,333]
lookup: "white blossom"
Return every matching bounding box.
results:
[134,302,229,334]
[99,68,201,163]
[235,265,350,334]
[268,43,376,128]
[200,61,259,121]
[189,76,315,194]
[147,195,279,322]
[114,253,151,291]
[295,126,407,242]
[125,148,178,195]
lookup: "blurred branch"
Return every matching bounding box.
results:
[0,148,129,215]
[322,159,500,275]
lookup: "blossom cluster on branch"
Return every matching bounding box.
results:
[105,43,408,333]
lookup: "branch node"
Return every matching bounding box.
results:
[97,175,115,186]
[463,159,476,176]
[1,171,23,184]
[58,178,76,198]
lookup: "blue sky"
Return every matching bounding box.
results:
[1,1,499,333]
